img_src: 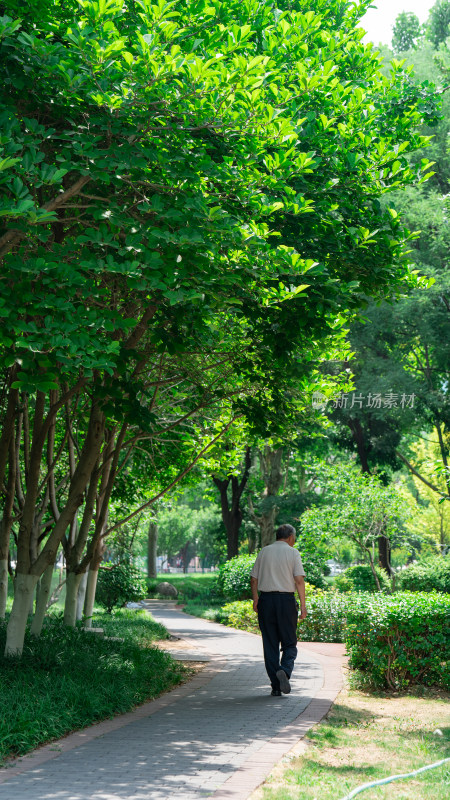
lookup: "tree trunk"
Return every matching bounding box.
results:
[348,418,371,474]
[367,549,382,592]
[5,574,39,656]
[83,568,99,627]
[0,437,17,618]
[180,541,191,573]
[0,559,8,619]
[213,446,251,560]
[30,564,53,636]
[147,519,158,579]
[64,571,83,627]
[249,447,284,547]
[260,506,278,548]
[83,534,105,626]
[76,571,88,621]
[378,535,392,576]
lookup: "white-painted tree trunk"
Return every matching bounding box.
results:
[0,559,8,619]
[76,571,88,621]
[30,564,53,637]
[5,573,39,656]
[83,569,99,628]
[64,572,83,627]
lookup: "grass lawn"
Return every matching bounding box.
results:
[250,684,450,800]
[0,608,191,766]
[149,572,221,617]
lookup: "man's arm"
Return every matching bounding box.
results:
[294,575,307,619]
[251,576,259,612]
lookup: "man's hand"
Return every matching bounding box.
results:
[299,608,307,620]
[250,576,259,613]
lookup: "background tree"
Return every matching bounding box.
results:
[427,0,450,47]
[301,463,410,587]
[392,12,422,52]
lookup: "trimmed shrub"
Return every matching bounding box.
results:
[216,600,259,633]
[346,592,450,690]
[334,564,391,594]
[396,558,450,594]
[216,554,257,601]
[96,563,147,613]
[297,590,348,643]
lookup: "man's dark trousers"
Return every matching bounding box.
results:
[257,591,298,690]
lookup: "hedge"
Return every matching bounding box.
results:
[346,592,450,690]
[395,558,450,594]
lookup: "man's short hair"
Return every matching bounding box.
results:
[276,524,296,541]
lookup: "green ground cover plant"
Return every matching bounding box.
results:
[254,686,450,800]
[0,609,188,765]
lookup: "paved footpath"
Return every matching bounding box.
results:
[0,602,346,800]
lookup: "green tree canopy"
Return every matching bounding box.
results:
[0,0,441,656]
[427,0,450,47]
[392,12,422,52]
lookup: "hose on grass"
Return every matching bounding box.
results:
[338,757,450,799]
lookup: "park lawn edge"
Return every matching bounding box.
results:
[249,682,450,800]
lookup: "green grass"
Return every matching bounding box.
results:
[257,687,450,800]
[148,572,221,614]
[0,608,189,765]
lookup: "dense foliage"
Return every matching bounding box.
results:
[96,563,148,613]
[396,558,450,593]
[334,564,391,594]
[215,554,257,601]
[346,592,450,690]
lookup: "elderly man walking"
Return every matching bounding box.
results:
[250,524,307,696]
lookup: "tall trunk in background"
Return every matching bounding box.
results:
[30,563,53,636]
[147,516,158,579]
[81,424,127,626]
[83,533,106,627]
[213,447,251,560]
[180,541,191,573]
[64,571,84,627]
[76,571,88,620]
[249,447,284,547]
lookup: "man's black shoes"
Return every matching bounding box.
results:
[271,688,282,696]
[276,669,291,694]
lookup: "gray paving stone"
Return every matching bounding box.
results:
[0,602,324,800]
